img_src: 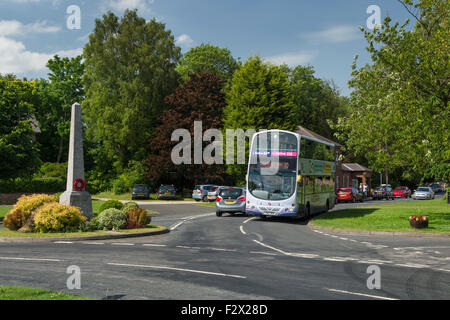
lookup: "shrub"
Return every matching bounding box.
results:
[112,160,146,195]
[3,211,25,231]
[98,200,124,214]
[0,178,65,193]
[97,208,128,230]
[34,203,86,233]
[126,208,151,229]
[77,220,98,232]
[3,194,57,230]
[122,202,139,214]
[37,162,67,179]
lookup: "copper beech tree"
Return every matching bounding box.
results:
[146,73,228,190]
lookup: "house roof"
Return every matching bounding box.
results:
[341,163,372,172]
[295,125,342,148]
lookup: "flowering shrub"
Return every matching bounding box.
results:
[98,200,124,214]
[34,203,86,233]
[126,208,150,229]
[3,194,57,231]
[409,215,429,229]
[97,208,128,230]
[122,202,139,214]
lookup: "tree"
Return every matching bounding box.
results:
[288,65,348,139]
[34,55,84,163]
[176,44,239,83]
[0,76,41,179]
[332,0,449,185]
[223,56,297,184]
[146,73,227,189]
[83,10,181,170]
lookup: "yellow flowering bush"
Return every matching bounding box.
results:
[3,194,57,231]
[34,203,86,233]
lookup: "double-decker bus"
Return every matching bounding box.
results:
[246,129,336,219]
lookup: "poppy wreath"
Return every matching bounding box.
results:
[409,216,428,228]
[73,178,86,191]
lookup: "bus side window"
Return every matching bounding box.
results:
[315,177,322,193]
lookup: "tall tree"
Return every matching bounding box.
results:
[223,56,297,184]
[34,55,84,163]
[0,76,41,179]
[176,44,239,83]
[288,65,348,139]
[146,73,227,189]
[332,0,449,184]
[83,10,181,169]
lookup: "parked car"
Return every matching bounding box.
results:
[412,186,435,200]
[157,184,177,200]
[336,187,363,203]
[131,184,150,200]
[393,186,411,198]
[429,183,441,193]
[372,186,395,200]
[192,185,218,202]
[207,186,229,201]
[216,187,246,216]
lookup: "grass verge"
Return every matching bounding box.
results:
[0,286,94,300]
[310,199,450,234]
[0,205,11,220]
[195,202,216,207]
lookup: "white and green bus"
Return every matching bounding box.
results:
[246,129,336,219]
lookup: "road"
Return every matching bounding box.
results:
[0,195,449,300]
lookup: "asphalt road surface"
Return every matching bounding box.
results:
[0,195,449,300]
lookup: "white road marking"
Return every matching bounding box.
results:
[243,217,256,224]
[252,240,289,255]
[170,213,215,230]
[107,262,246,279]
[323,257,348,262]
[82,242,105,245]
[53,241,73,244]
[112,243,134,246]
[250,251,278,256]
[176,245,201,250]
[142,244,167,247]
[326,288,399,300]
[289,253,319,259]
[207,247,238,252]
[240,226,247,235]
[0,256,61,262]
[394,263,428,269]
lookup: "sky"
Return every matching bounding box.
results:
[0,0,413,96]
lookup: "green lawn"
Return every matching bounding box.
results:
[93,191,192,201]
[195,202,216,207]
[0,205,11,219]
[311,199,450,234]
[0,286,94,300]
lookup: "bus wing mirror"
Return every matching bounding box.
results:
[297,175,302,183]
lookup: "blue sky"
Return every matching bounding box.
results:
[0,0,412,96]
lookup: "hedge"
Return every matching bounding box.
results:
[0,178,65,194]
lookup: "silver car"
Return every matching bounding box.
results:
[412,186,435,200]
[207,186,229,202]
[216,187,246,217]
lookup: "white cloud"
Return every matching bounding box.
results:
[265,51,316,67]
[0,20,61,36]
[108,0,154,12]
[0,36,82,75]
[175,34,194,48]
[303,25,362,44]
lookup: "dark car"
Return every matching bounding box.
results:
[372,186,395,200]
[131,184,150,200]
[393,186,411,198]
[157,184,177,200]
[336,187,363,203]
[216,187,246,216]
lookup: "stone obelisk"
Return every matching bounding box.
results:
[60,103,93,219]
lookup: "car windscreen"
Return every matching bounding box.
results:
[417,187,429,192]
[395,187,406,190]
[133,186,148,192]
[219,189,243,199]
[160,185,174,191]
[338,188,351,193]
